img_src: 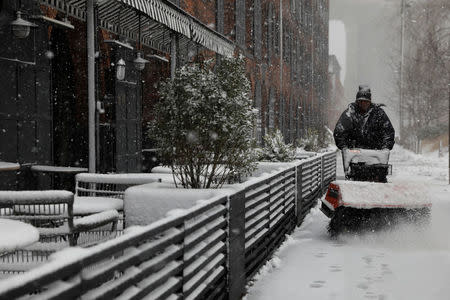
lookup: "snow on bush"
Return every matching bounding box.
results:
[297,127,333,152]
[258,130,296,162]
[149,57,257,188]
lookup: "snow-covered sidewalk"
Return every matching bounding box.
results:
[245,146,450,300]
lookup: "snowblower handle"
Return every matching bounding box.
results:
[342,148,390,174]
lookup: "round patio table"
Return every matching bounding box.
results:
[0,219,39,252]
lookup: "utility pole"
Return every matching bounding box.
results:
[87,0,96,173]
[311,0,314,131]
[279,0,283,138]
[448,83,449,185]
[399,0,405,143]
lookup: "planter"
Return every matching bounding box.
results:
[124,182,233,226]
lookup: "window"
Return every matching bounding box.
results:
[279,93,284,133]
[267,3,273,62]
[254,0,262,59]
[289,95,295,142]
[268,87,275,130]
[236,0,246,47]
[255,79,262,141]
[297,0,302,25]
[274,13,279,56]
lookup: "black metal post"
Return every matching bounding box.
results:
[227,191,246,300]
[296,164,303,226]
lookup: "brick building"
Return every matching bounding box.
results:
[177,0,330,143]
[0,0,329,190]
[328,54,346,129]
[220,0,330,144]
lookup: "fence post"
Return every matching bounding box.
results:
[320,155,325,194]
[296,164,303,226]
[227,191,246,300]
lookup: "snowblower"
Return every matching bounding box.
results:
[321,148,431,236]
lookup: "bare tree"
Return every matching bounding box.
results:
[385,0,450,149]
[400,0,450,148]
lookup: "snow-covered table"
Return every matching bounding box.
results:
[0,219,39,252]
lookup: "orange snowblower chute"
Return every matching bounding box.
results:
[325,183,341,209]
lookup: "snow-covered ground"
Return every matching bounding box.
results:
[245,146,450,300]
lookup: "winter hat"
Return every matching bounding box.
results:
[356,85,371,101]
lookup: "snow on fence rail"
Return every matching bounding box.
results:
[0,151,337,300]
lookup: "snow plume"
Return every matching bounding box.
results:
[338,206,450,252]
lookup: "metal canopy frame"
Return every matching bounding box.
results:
[39,0,235,56]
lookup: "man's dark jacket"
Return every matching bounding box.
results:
[333,102,395,150]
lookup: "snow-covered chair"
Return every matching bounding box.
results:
[0,190,119,275]
[74,173,163,230]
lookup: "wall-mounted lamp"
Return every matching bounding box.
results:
[133,14,150,71]
[133,52,148,71]
[96,100,105,114]
[11,11,37,38]
[116,58,126,80]
[147,54,169,63]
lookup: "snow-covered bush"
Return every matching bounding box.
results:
[149,57,257,188]
[258,130,296,162]
[323,126,335,148]
[297,129,320,152]
[297,127,332,152]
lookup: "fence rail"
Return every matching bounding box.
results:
[243,167,296,280]
[0,151,337,300]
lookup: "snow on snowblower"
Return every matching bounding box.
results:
[321,148,431,236]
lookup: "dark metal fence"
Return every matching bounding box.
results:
[0,195,228,300]
[0,151,337,300]
[243,167,296,279]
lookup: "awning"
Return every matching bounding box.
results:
[39,0,234,57]
[191,21,235,58]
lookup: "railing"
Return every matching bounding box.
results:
[242,167,296,279]
[322,151,338,187]
[0,150,337,300]
[0,196,228,300]
[75,173,164,199]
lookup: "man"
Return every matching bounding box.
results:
[334,85,395,150]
